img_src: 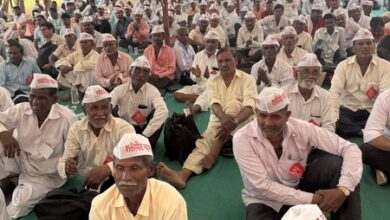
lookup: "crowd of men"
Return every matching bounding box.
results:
[0,0,390,219]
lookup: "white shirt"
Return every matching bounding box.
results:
[277,46,308,67]
[233,118,362,211]
[236,22,264,49]
[111,81,168,138]
[261,15,290,36]
[190,49,219,91]
[225,11,239,37]
[0,86,14,112]
[173,41,196,72]
[297,31,313,52]
[174,12,188,24]
[251,58,295,92]
[363,89,390,143]
[343,19,360,49]
[313,27,346,63]
[283,82,336,132]
[330,55,390,118]
[19,38,38,59]
[357,14,371,29]
[0,103,77,188]
[0,190,9,220]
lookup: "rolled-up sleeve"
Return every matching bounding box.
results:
[242,76,256,108]
[363,92,389,143]
[142,88,168,137]
[57,123,81,179]
[207,77,221,107]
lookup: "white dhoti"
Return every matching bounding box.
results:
[194,90,209,112]
[57,69,97,92]
[0,189,10,220]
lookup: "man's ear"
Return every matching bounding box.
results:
[53,95,59,104]
[147,163,156,178]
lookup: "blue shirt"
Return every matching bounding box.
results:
[0,57,41,96]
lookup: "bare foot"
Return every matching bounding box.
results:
[156,162,187,189]
[200,153,217,169]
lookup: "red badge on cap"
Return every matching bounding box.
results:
[26,76,33,85]
[288,162,305,177]
[365,87,378,100]
[103,155,113,165]
[131,111,145,125]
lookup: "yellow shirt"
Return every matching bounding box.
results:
[89,178,188,220]
[297,31,312,53]
[277,46,308,67]
[57,115,135,178]
[55,49,99,73]
[330,55,390,118]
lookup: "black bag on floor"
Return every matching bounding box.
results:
[164,113,201,164]
[34,188,98,220]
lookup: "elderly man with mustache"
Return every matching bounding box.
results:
[330,29,390,138]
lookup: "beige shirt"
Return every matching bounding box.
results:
[277,47,308,67]
[89,178,188,220]
[55,49,99,73]
[0,86,13,112]
[44,33,65,46]
[52,43,80,59]
[208,69,257,126]
[330,55,390,118]
[190,49,219,91]
[297,31,312,52]
[110,81,168,138]
[0,103,77,188]
[236,22,264,49]
[189,28,206,45]
[283,82,336,132]
[57,115,135,178]
[261,15,290,36]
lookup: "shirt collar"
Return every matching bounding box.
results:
[348,55,378,66]
[25,103,61,120]
[6,56,28,65]
[103,51,123,60]
[113,179,151,217]
[79,114,113,132]
[290,82,319,99]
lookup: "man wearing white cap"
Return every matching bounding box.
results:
[111,56,168,148]
[48,7,63,34]
[189,14,209,50]
[0,74,77,218]
[251,35,294,93]
[282,53,336,132]
[333,8,360,53]
[313,13,346,66]
[361,0,373,17]
[124,8,150,50]
[144,26,176,94]
[173,27,196,83]
[277,26,308,68]
[0,41,42,104]
[305,3,324,37]
[49,28,80,69]
[174,30,219,105]
[283,0,299,21]
[56,32,99,95]
[58,85,135,191]
[233,86,362,220]
[82,16,104,53]
[348,3,371,29]
[292,15,312,53]
[115,8,133,48]
[330,28,390,138]
[261,4,289,36]
[143,7,160,31]
[208,13,226,47]
[167,12,181,42]
[174,3,188,25]
[192,0,208,26]
[225,0,239,46]
[158,48,257,189]
[96,34,133,90]
[89,133,188,219]
[60,12,81,39]
[236,11,264,62]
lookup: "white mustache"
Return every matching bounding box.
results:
[118,181,137,186]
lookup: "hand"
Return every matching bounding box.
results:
[216,126,230,142]
[0,131,20,158]
[42,63,52,70]
[59,66,73,75]
[134,25,139,32]
[190,65,202,78]
[316,188,347,213]
[109,75,122,87]
[257,68,269,85]
[200,152,218,169]
[83,165,111,190]
[311,193,324,205]
[204,66,210,79]
[220,114,236,132]
[65,155,79,177]
[246,39,252,47]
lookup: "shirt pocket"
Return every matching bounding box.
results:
[278,157,304,188]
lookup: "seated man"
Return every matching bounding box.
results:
[225,1,239,47]
[111,56,168,148]
[96,34,133,90]
[348,3,370,29]
[174,31,219,104]
[251,35,294,93]
[157,48,257,189]
[233,87,362,220]
[313,13,346,67]
[89,133,188,219]
[60,12,81,38]
[57,85,135,191]
[56,32,99,94]
[282,53,336,132]
[49,28,80,70]
[123,8,150,51]
[360,89,390,185]
[144,26,176,94]
[236,11,264,63]
[0,41,41,104]
[0,74,77,218]
[277,26,308,68]
[81,16,103,53]
[330,29,390,138]
[0,189,10,220]
[377,36,390,61]
[370,16,390,44]
[208,13,226,48]
[114,8,132,47]
[333,8,360,55]
[261,4,289,36]
[189,14,209,52]
[292,15,312,53]
[173,27,196,84]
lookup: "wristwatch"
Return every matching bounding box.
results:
[338,186,351,197]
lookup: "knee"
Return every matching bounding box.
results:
[173,92,185,102]
[323,153,343,174]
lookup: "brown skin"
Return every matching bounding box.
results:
[311,10,322,23]
[58,39,95,75]
[335,15,346,28]
[0,89,58,158]
[297,66,321,100]
[292,20,305,34]
[103,40,123,87]
[281,34,298,57]
[113,156,154,215]
[324,18,335,35]
[8,45,23,66]
[258,44,279,85]
[130,66,150,93]
[348,8,361,23]
[65,98,112,188]
[352,39,374,76]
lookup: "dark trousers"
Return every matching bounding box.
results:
[360,143,390,176]
[134,109,164,149]
[246,150,361,220]
[118,38,150,50]
[148,77,173,91]
[337,106,370,138]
